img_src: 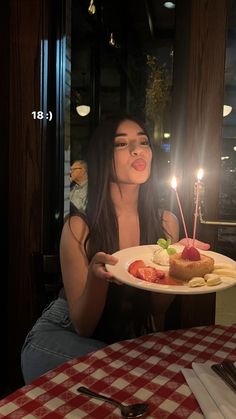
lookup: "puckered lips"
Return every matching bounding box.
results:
[131,158,147,171]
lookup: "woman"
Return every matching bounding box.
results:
[21,114,207,383]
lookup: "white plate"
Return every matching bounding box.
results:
[105,245,236,295]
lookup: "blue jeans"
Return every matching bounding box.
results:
[21,298,107,384]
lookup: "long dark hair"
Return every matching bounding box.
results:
[76,114,166,261]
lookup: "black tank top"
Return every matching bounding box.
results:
[92,283,153,343]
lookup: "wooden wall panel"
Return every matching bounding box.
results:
[7,0,43,391]
[5,0,65,393]
[0,1,10,397]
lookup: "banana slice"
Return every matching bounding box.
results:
[213,269,236,278]
[188,277,205,287]
[214,263,235,270]
[204,273,221,286]
[204,273,220,281]
[207,277,222,286]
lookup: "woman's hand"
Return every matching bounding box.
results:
[88,251,119,281]
[178,238,210,250]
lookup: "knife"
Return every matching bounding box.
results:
[211,363,236,394]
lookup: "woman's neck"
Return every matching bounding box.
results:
[110,182,139,216]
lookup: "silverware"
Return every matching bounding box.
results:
[221,360,236,383]
[77,386,148,418]
[211,363,236,393]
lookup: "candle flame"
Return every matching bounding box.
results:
[197,168,204,181]
[171,176,177,190]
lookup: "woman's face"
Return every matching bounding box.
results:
[113,119,152,185]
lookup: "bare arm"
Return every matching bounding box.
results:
[162,210,179,243]
[60,216,117,337]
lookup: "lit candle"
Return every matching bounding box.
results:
[192,168,204,247]
[171,176,189,245]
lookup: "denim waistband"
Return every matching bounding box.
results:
[58,287,66,300]
[36,298,75,331]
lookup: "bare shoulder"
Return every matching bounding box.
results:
[162,210,178,225]
[60,215,89,255]
[162,210,179,243]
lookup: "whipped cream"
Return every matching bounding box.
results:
[153,248,170,266]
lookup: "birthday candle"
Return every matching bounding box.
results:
[192,168,204,247]
[171,176,189,245]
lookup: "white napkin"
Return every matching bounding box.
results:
[182,362,236,419]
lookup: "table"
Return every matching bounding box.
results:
[1,324,236,418]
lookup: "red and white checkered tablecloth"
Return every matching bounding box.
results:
[1,324,236,418]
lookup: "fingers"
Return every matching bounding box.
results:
[92,263,110,279]
[178,238,210,250]
[194,240,210,250]
[107,277,123,286]
[93,266,122,285]
[89,252,119,282]
[177,238,188,246]
[93,252,118,265]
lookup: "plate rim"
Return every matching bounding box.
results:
[105,244,236,295]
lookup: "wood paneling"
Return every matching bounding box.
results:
[7,0,43,392]
[4,0,65,393]
[0,1,10,397]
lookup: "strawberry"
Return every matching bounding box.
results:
[151,268,166,279]
[128,260,146,276]
[136,267,165,282]
[128,260,165,283]
[181,246,201,261]
[136,267,159,282]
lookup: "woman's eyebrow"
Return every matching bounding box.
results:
[137,131,147,136]
[114,133,127,138]
[114,131,146,138]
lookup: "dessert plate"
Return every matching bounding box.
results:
[105,245,236,295]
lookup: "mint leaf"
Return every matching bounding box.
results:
[157,238,173,249]
[167,247,177,255]
[157,238,167,249]
[166,239,171,248]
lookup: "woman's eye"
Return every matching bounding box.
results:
[114,142,128,148]
[140,138,150,146]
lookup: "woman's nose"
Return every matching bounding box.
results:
[130,143,142,155]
